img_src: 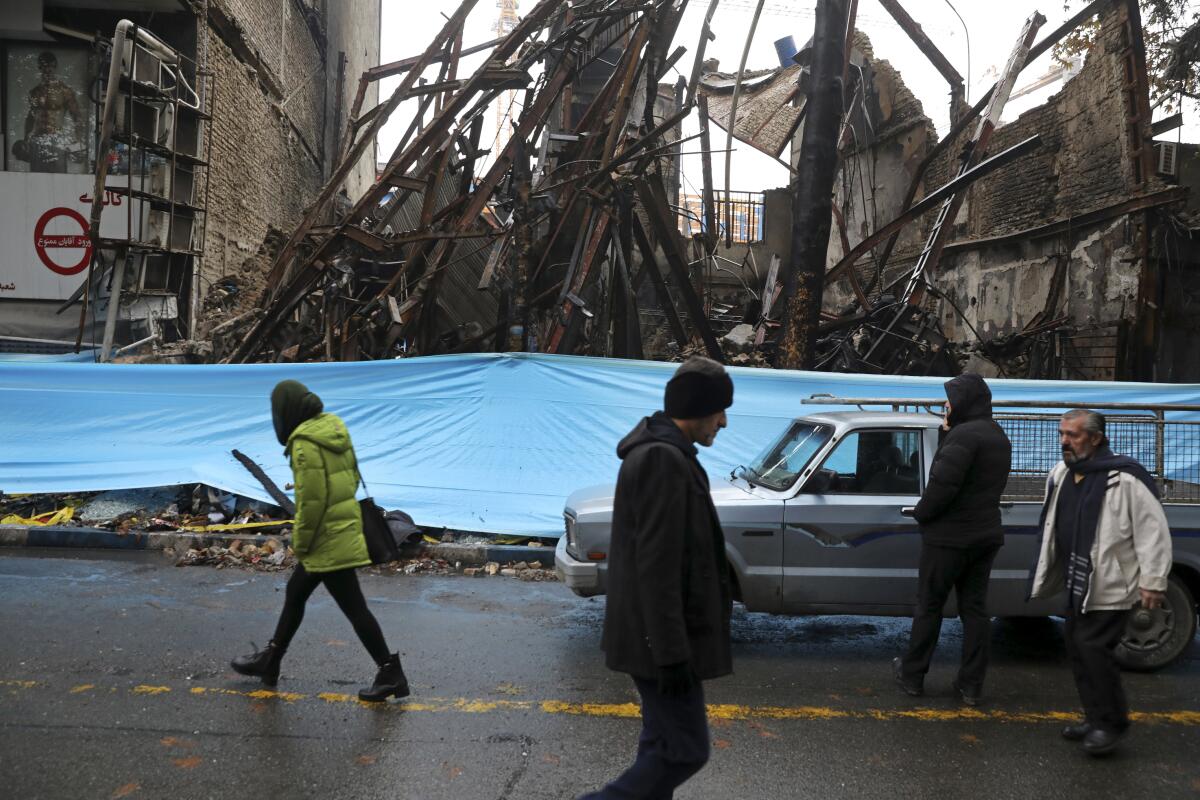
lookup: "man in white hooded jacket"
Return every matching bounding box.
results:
[1028,409,1172,756]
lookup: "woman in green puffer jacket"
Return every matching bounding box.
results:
[231,380,409,702]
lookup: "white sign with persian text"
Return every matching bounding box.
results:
[0,171,131,301]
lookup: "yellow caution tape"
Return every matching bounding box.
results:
[1,506,74,526]
[179,520,294,533]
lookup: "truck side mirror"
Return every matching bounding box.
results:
[804,468,835,493]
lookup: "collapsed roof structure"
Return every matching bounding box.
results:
[218,0,724,364]
[156,0,1195,381]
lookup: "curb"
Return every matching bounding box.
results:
[418,542,555,567]
[0,524,286,552]
[0,526,557,567]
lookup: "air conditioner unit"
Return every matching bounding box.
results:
[1156,141,1179,177]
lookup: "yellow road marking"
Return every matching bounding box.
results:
[542,700,641,718]
[189,686,304,702]
[1,678,1197,726]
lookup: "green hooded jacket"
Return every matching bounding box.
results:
[285,413,371,572]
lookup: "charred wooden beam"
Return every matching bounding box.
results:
[635,176,723,361]
[876,0,965,114]
[232,450,296,515]
[776,0,848,370]
[612,184,643,360]
[364,35,508,82]
[547,211,611,353]
[632,214,689,351]
[697,93,719,253]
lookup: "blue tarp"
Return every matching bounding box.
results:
[2,353,1199,536]
[0,349,99,363]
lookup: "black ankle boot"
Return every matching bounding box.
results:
[231,641,285,687]
[358,653,409,702]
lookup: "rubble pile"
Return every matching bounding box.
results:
[175,538,292,570]
[0,485,292,535]
[173,546,558,582]
[461,560,558,582]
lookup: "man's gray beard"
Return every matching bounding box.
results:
[1063,450,1077,464]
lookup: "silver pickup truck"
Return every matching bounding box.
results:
[556,397,1200,670]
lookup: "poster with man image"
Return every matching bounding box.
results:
[7,46,94,174]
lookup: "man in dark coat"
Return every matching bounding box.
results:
[893,373,1012,705]
[579,356,734,800]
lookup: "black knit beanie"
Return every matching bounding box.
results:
[664,356,734,420]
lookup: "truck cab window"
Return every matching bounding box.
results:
[814,430,921,495]
[746,422,832,490]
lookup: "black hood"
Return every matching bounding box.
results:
[271,379,324,446]
[945,373,992,426]
[617,411,697,460]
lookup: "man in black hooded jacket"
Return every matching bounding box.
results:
[893,373,1012,705]
[579,356,734,800]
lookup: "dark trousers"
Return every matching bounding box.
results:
[1065,608,1130,734]
[272,564,390,664]
[579,677,710,800]
[901,542,1000,689]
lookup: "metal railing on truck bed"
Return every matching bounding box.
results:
[802,397,1200,504]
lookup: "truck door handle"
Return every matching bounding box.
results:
[900,507,916,517]
[742,529,776,537]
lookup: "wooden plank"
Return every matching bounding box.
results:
[546,213,611,353]
[232,450,296,514]
[633,216,689,351]
[636,176,724,361]
[876,0,964,91]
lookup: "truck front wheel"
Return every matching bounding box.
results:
[1114,573,1197,671]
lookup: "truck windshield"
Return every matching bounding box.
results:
[745,422,833,490]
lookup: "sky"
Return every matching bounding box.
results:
[376,0,1198,196]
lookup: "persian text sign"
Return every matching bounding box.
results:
[0,172,129,300]
[34,207,92,275]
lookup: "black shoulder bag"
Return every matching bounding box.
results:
[354,461,402,565]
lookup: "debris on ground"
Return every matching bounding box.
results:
[174,540,293,571]
[174,547,557,582]
[8,487,555,581]
[0,505,76,526]
[0,485,294,534]
[78,487,186,526]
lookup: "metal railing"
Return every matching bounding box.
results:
[678,191,764,243]
[802,396,1200,504]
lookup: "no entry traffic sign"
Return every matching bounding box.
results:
[34,207,92,276]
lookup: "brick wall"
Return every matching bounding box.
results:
[197,0,380,302]
[922,7,1141,245]
[817,4,1166,360]
[202,28,322,286]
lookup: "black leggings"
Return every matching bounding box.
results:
[272,564,390,664]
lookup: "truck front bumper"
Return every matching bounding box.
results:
[555,536,604,597]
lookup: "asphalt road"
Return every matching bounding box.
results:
[1,549,1197,800]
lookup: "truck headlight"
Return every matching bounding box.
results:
[564,512,577,551]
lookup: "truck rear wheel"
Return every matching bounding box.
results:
[1115,574,1197,671]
